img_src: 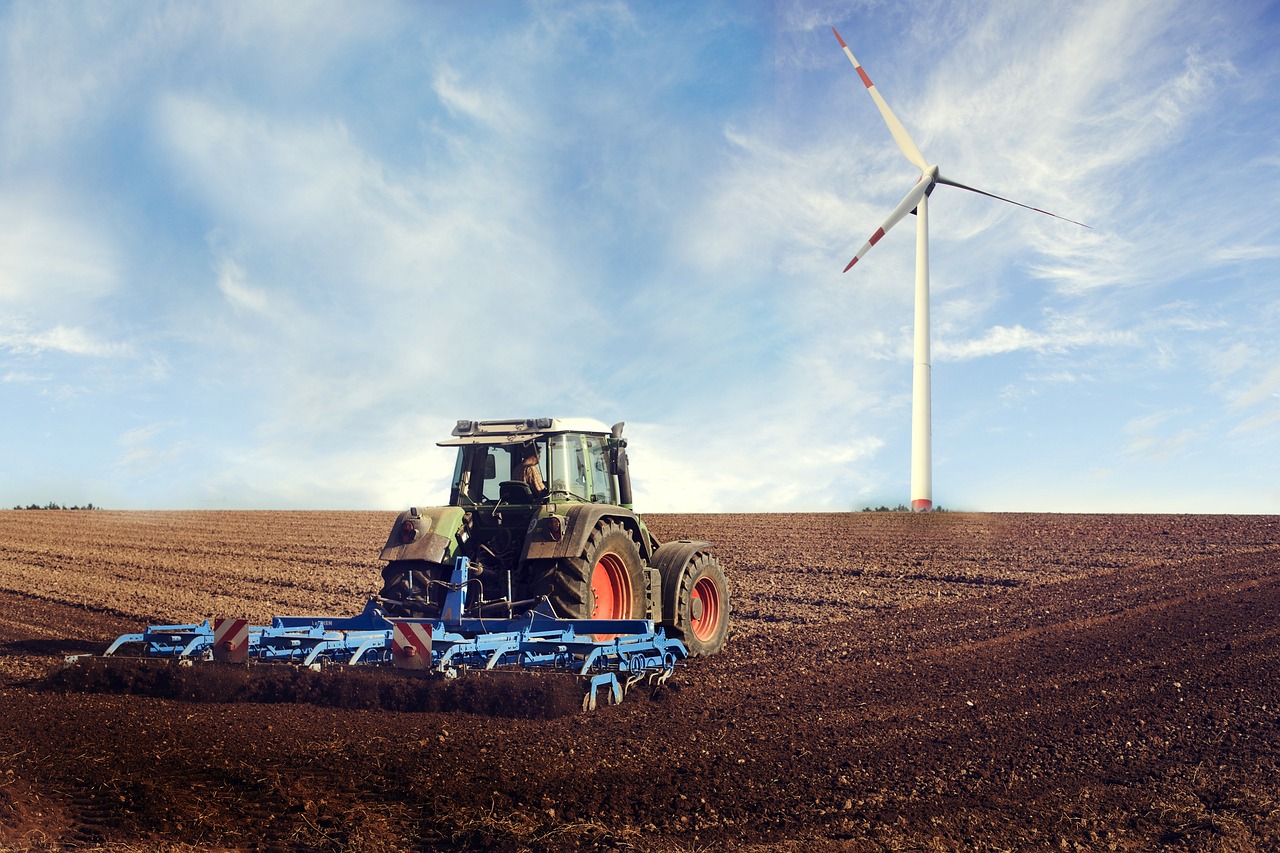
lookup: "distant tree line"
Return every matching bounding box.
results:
[11,502,103,511]
[861,504,947,512]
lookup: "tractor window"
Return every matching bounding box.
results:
[585,435,615,503]
[482,447,514,502]
[546,434,590,501]
[454,444,544,504]
[448,449,467,505]
[456,446,510,504]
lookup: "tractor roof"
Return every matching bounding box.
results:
[438,417,616,446]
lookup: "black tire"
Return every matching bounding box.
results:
[531,521,646,620]
[379,559,443,617]
[663,552,729,657]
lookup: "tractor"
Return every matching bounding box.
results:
[376,418,729,656]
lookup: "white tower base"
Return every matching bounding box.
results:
[910,195,933,512]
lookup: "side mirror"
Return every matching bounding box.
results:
[483,455,497,480]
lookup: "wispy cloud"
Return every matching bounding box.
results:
[2,370,51,383]
[938,322,1138,361]
[0,320,132,358]
[214,257,271,316]
[1212,243,1280,262]
[0,196,117,306]
[1229,408,1280,437]
[1231,361,1280,409]
[116,422,190,474]
[1123,408,1202,461]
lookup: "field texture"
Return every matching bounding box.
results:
[1,510,1279,851]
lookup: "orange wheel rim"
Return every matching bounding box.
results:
[690,576,721,641]
[591,553,631,620]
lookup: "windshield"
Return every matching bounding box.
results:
[449,433,616,505]
[451,439,548,505]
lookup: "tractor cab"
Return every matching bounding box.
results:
[441,418,630,508]
[384,418,644,616]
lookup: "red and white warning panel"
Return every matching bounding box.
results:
[212,618,249,663]
[391,621,432,670]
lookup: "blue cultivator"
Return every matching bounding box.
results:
[100,557,687,711]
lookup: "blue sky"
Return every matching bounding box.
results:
[2,0,1278,513]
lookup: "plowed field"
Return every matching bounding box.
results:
[2,510,1279,851]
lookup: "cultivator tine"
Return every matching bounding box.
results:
[345,634,387,666]
[584,673,625,712]
[178,634,210,658]
[625,671,645,694]
[103,633,146,657]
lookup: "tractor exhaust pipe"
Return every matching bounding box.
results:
[610,422,633,507]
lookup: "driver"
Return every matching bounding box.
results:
[515,443,547,498]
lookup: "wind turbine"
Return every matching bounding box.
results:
[832,27,1087,512]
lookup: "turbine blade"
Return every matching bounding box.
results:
[844,178,932,272]
[936,175,1091,228]
[832,27,929,173]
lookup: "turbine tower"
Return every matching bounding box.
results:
[833,27,1087,512]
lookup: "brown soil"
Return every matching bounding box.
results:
[1,510,1279,851]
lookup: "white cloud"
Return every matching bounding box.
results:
[215,257,271,315]
[1207,342,1254,379]
[629,419,884,513]
[116,422,191,474]
[431,65,519,132]
[2,370,50,383]
[1029,371,1089,384]
[1212,243,1280,262]
[0,320,132,358]
[938,321,1137,361]
[0,195,117,307]
[201,419,459,509]
[1232,362,1280,409]
[1229,408,1280,437]
[1122,408,1203,462]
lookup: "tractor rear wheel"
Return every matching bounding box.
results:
[533,521,646,620]
[666,553,729,657]
[379,560,441,618]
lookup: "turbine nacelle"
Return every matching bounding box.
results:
[843,165,938,272]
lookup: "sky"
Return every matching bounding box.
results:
[2,0,1279,514]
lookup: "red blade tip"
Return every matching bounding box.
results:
[843,257,858,273]
[832,27,846,48]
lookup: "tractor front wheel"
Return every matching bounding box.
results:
[666,553,729,657]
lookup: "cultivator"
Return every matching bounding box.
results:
[83,417,730,712]
[96,557,687,711]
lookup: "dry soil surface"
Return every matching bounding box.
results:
[1,510,1279,851]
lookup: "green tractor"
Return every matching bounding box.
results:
[377,418,729,656]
